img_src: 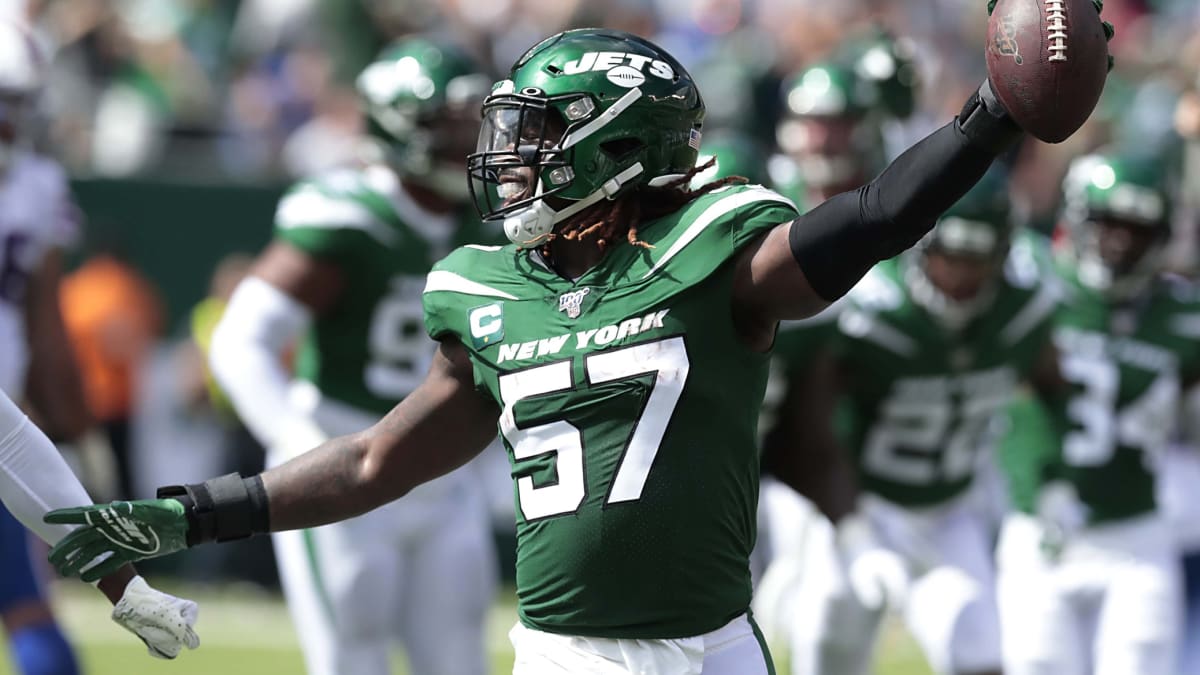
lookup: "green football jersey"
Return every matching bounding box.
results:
[275,164,497,415]
[423,185,798,639]
[824,235,1058,506]
[1038,266,1200,524]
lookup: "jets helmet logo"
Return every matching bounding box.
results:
[558,288,591,319]
[561,52,675,80]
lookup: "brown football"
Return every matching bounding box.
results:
[985,0,1109,143]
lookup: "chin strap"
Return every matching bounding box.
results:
[504,162,645,248]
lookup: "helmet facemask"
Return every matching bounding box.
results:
[1073,216,1169,301]
[469,86,654,248]
[908,220,1009,332]
[1061,154,1173,301]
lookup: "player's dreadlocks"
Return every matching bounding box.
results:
[539,157,747,263]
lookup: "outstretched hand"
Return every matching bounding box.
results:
[44,500,190,582]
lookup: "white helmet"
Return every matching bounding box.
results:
[0,20,45,172]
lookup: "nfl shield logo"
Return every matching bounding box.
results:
[558,288,591,319]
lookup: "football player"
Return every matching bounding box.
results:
[997,151,1193,675]
[767,168,1061,675]
[201,37,498,675]
[753,35,919,642]
[0,18,198,666]
[43,13,1110,674]
[771,60,882,212]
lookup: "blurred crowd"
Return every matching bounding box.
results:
[0,0,1188,185]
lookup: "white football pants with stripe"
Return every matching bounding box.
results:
[268,389,498,675]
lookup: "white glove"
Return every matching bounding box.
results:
[111,576,200,659]
[1035,480,1088,561]
[836,512,909,611]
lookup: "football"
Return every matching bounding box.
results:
[985,0,1109,143]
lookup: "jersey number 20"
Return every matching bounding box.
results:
[497,337,690,520]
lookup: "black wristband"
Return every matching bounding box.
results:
[956,80,1022,154]
[158,473,271,546]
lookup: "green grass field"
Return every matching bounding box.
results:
[0,583,933,674]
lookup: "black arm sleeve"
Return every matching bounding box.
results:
[789,83,1021,302]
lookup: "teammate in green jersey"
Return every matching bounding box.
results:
[202,38,499,675]
[41,15,1110,674]
[996,151,1198,675]
[763,168,1062,675]
[753,32,920,645]
[769,30,917,213]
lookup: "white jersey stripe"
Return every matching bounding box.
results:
[424,270,519,300]
[642,188,795,279]
[838,309,918,357]
[1001,282,1059,346]
[275,190,398,246]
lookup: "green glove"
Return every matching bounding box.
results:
[44,499,190,583]
[987,0,1115,70]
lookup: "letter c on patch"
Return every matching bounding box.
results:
[470,304,503,338]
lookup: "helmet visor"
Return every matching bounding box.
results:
[467,95,570,222]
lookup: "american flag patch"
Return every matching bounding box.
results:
[688,129,702,150]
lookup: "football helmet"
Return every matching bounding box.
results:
[0,20,45,173]
[356,38,490,201]
[467,28,705,248]
[908,166,1014,330]
[843,27,920,121]
[1061,151,1172,300]
[776,61,884,200]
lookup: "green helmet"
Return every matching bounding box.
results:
[690,129,770,189]
[467,28,705,247]
[776,61,883,197]
[843,27,920,121]
[926,166,1014,260]
[909,166,1014,330]
[356,38,490,200]
[1061,151,1173,299]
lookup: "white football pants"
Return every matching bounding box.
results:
[269,388,498,675]
[997,512,1181,675]
[785,486,1004,675]
[510,614,774,674]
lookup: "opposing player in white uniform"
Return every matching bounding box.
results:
[997,151,1195,675]
[208,38,498,675]
[0,18,198,667]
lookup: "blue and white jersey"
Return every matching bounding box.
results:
[0,151,80,398]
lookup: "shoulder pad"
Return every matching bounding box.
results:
[275,170,396,246]
[635,184,797,282]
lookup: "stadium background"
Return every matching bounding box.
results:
[2,0,1200,673]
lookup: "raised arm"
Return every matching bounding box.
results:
[733,84,1021,349]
